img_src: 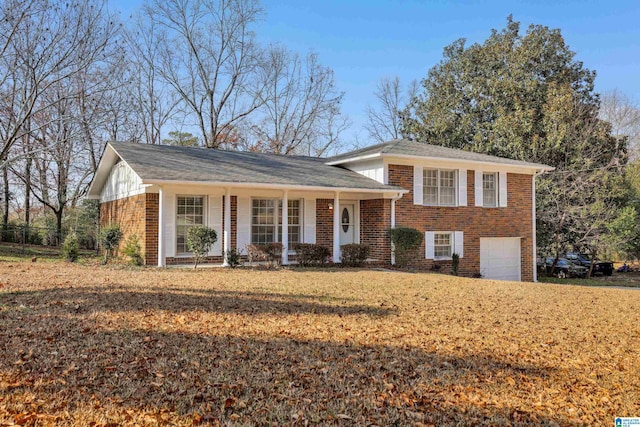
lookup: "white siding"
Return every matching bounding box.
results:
[208,196,223,256]
[304,198,316,244]
[343,159,384,183]
[100,161,144,203]
[237,196,251,251]
[163,189,176,258]
[413,166,423,205]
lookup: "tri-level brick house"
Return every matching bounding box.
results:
[88,140,552,281]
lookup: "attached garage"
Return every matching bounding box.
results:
[480,237,521,281]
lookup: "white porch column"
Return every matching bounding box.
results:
[282,190,289,265]
[390,196,396,265]
[223,188,231,266]
[157,187,165,267]
[333,192,340,263]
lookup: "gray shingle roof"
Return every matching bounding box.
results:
[327,139,553,170]
[108,142,403,192]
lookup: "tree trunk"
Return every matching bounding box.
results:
[24,156,32,241]
[587,252,596,279]
[2,166,9,230]
[55,208,64,246]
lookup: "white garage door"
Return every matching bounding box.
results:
[480,237,521,281]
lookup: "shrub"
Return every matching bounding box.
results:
[186,226,218,268]
[225,248,242,268]
[123,234,144,266]
[452,252,460,276]
[100,224,122,264]
[292,243,331,266]
[258,242,283,267]
[340,244,370,267]
[62,232,79,262]
[388,227,423,267]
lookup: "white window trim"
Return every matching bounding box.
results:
[482,172,499,208]
[175,195,207,257]
[433,232,453,260]
[250,197,304,252]
[476,170,508,208]
[423,168,458,207]
[425,230,464,260]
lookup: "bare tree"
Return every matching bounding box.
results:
[600,89,640,155]
[365,76,417,143]
[147,0,267,148]
[125,11,180,145]
[244,47,347,156]
[0,0,117,166]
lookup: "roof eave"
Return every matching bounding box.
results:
[142,178,408,196]
[332,152,553,173]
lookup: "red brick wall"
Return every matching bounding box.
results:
[145,194,159,266]
[100,193,159,266]
[316,199,333,255]
[360,199,391,264]
[389,165,533,281]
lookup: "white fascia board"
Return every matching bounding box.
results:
[141,179,408,198]
[382,154,554,175]
[324,153,382,166]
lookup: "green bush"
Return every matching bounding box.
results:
[388,227,424,267]
[340,244,370,267]
[123,234,144,266]
[100,224,123,264]
[62,232,79,262]
[452,252,460,276]
[186,226,217,268]
[292,243,331,267]
[225,248,242,268]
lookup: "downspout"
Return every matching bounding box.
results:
[390,192,403,265]
[532,170,545,282]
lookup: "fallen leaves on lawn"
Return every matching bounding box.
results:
[0,262,639,426]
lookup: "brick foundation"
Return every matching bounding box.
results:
[389,165,534,281]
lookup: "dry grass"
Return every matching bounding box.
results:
[1,261,639,426]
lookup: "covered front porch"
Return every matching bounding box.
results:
[150,182,405,267]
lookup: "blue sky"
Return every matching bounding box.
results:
[113,0,640,145]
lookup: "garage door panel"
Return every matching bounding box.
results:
[480,238,521,281]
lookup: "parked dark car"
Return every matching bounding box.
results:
[545,257,589,278]
[565,253,614,276]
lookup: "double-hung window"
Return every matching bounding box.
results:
[434,233,452,258]
[423,169,457,206]
[176,196,205,254]
[482,172,498,207]
[251,198,302,248]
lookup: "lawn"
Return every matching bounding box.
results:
[1,261,639,426]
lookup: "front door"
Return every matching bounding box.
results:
[339,203,355,246]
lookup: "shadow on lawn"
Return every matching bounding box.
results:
[0,285,392,317]
[1,321,573,426]
[0,289,581,426]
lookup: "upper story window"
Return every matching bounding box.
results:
[176,195,205,254]
[482,172,498,207]
[423,169,457,206]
